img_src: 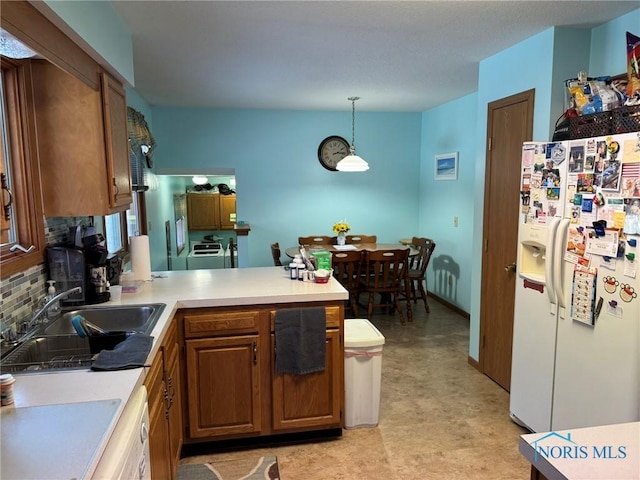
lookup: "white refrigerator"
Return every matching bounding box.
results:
[509,132,640,433]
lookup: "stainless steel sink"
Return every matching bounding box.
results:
[1,303,165,374]
[44,303,166,336]
[1,334,92,373]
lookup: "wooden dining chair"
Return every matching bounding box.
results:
[298,235,336,245]
[403,237,436,312]
[345,234,377,244]
[359,249,410,324]
[271,242,283,266]
[332,250,363,317]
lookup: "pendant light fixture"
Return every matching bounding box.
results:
[192,175,208,185]
[337,96,369,172]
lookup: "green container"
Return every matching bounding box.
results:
[311,251,332,271]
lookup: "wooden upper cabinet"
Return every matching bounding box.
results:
[220,194,237,230]
[186,193,236,231]
[31,60,132,216]
[187,194,220,230]
[101,72,132,210]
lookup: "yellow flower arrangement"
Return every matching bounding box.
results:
[332,221,350,235]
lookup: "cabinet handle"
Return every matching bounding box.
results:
[163,388,171,418]
[253,341,257,365]
[1,173,13,221]
[167,376,175,402]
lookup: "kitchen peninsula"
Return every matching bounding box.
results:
[2,267,348,479]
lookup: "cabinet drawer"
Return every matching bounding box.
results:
[269,305,341,330]
[183,310,261,338]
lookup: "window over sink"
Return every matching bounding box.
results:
[0,56,46,278]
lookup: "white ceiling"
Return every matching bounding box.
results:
[110,1,638,112]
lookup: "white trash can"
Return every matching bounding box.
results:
[344,318,385,429]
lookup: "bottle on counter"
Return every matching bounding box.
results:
[297,265,306,281]
[46,280,60,319]
[1,374,15,406]
[289,263,297,280]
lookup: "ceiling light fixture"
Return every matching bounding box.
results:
[0,29,37,59]
[337,96,369,172]
[192,175,208,185]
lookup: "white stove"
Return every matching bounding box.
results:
[187,241,225,270]
[190,242,224,256]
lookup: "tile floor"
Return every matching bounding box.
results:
[180,300,531,479]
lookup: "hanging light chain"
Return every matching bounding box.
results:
[348,96,360,154]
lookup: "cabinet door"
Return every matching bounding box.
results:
[162,321,182,477]
[148,395,172,480]
[187,194,220,230]
[185,335,261,438]
[101,72,132,209]
[271,329,342,431]
[145,353,172,479]
[31,60,131,216]
[219,194,236,230]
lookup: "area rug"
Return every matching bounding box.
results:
[177,455,280,480]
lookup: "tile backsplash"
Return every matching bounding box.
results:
[1,217,91,329]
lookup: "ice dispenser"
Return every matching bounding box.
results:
[518,223,547,283]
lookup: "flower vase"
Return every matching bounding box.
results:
[337,233,346,246]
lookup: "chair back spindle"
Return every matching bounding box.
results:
[271,242,283,266]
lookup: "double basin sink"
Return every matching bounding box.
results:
[1,303,165,374]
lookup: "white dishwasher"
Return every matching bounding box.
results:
[92,386,151,480]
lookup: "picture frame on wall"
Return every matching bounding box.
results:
[434,152,458,181]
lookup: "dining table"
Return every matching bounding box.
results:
[286,243,417,323]
[285,243,417,259]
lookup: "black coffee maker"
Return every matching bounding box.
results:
[82,233,111,304]
[47,233,111,305]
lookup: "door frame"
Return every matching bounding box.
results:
[478,89,535,377]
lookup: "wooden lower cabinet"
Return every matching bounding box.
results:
[185,335,262,438]
[164,323,183,475]
[145,319,182,480]
[180,303,344,443]
[146,354,171,479]
[272,328,342,431]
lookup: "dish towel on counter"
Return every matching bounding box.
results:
[275,307,326,375]
[91,334,154,371]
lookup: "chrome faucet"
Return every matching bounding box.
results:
[29,286,83,327]
[4,286,84,346]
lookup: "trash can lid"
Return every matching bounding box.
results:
[344,319,385,348]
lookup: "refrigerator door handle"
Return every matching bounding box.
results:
[554,219,571,315]
[546,217,561,313]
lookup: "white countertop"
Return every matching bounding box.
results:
[520,422,640,480]
[1,267,347,479]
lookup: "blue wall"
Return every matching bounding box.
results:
[43,0,134,85]
[420,92,478,314]
[150,107,422,267]
[590,10,640,76]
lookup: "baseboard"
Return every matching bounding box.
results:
[427,292,470,320]
[467,355,481,372]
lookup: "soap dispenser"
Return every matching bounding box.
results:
[46,280,60,319]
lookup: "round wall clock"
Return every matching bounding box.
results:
[318,135,350,171]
